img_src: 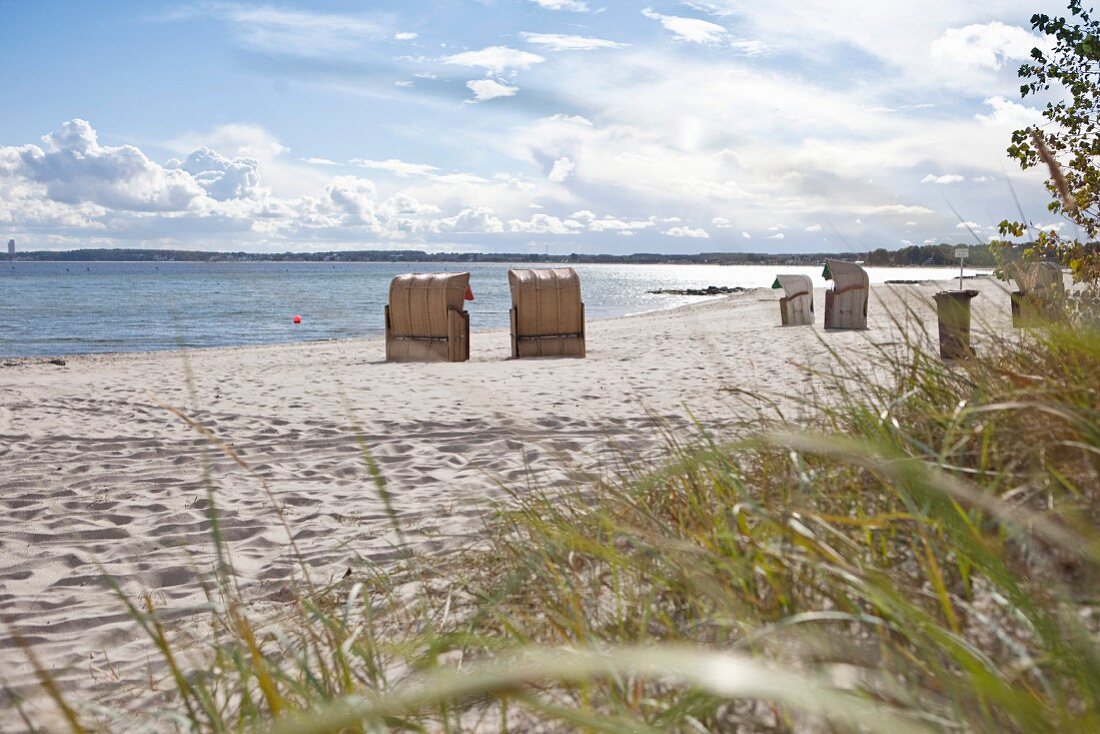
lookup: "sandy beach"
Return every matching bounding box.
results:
[0,277,1016,723]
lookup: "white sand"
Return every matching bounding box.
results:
[0,277,1015,723]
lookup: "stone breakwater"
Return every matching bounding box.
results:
[647,286,747,296]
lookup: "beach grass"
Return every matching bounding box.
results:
[26,316,1100,733]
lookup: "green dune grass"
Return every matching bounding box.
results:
[15,317,1100,733]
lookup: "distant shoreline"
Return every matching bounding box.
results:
[6,244,999,267]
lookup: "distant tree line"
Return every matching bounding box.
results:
[865,243,999,267]
[14,244,1002,267]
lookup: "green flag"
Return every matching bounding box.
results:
[771,276,782,289]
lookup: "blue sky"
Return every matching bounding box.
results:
[0,0,1071,254]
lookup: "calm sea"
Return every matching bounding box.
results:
[0,261,981,357]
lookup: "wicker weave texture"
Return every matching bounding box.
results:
[1014,262,1064,295]
[823,260,869,330]
[508,267,585,358]
[385,272,470,362]
[388,272,468,337]
[777,274,813,326]
[1010,262,1065,328]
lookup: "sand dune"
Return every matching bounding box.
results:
[0,278,1015,725]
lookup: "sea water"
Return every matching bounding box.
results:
[0,261,985,357]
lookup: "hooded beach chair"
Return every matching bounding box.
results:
[385,272,470,362]
[508,267,586,358]
[823,259,869,330]
[1010,262,1065,327]
[773,274,814,326]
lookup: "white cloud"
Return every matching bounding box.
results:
[642,8,728,44]
[571,210,596,221]
[302,157,339,166]
[508,213,575,233]
[547,114,592,126]
[930,21,1041,70]
[209,6,384,58]
[394,80,414,87]
[168,147,262,201]
[0,120,557,246]
[805,223,822,232]
[766,232,785,239]
[921,173,965,184]
[975,95,1044,129]
[729,39,769,55]
[170,123,289,162]
[394,32,418,40]
[712,216,733,228]
[548,156,575,182]
[675,1,1043,92]
[325,176,380,226]
[443,46,545,73]
[955,220,981,229]
[848,204,933,217]
[664,226,709,238]
[437,207,505,233]
[741,231,751,238]
[465,79,520,102]
[588,217,655,232]
[13,119,204,212]
[521,33,628,51]
[428,172,491,185]
[528,0,589,10]
[351,158,439,177]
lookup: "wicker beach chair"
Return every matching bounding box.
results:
[385,272,470,362]
[1010,262,1065,327]
[823,259,869,330]
[508,267,586,358]
[775,274,814,326]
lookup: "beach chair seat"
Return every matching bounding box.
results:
[1010,262,1065,327]
[776,274,814,326]
[385,272,470,362]
[823,259,869,330]
[508,267,586,358]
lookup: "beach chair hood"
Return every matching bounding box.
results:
[1014,262,1064,295]
[776,273,814,325]
[825,259,869,293]
[777,274,813,300]
[388,272,469,338]
[1010,262,1065,327]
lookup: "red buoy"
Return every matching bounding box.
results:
[293,315,302,324]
